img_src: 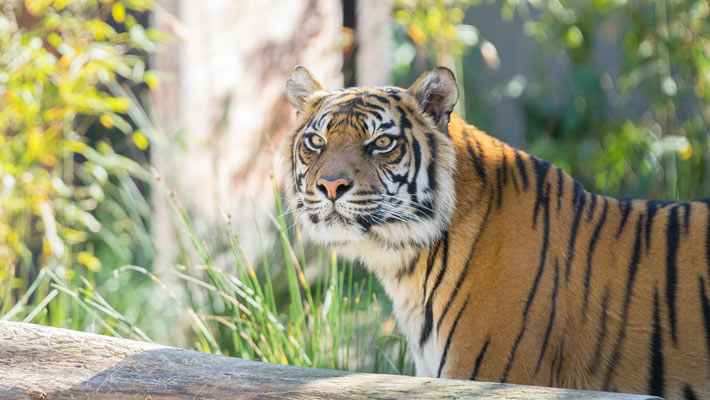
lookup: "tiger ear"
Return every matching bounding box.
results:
[286,65,326,114]
[408,67,459,132]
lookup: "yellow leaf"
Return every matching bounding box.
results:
[99,114,114,129]
[41,154,56,167]
[25,0,43,14]
[67,140,88,153]
[48,32,62,48]
[144,71,160,89]
[59,55,72,68]
[408,24,427,45]
[112,3,126,23]
[566,26,584,48]
[78,251,101,272]
[132,131,149,150]
[679,142,693,160]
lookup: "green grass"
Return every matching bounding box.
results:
[2,174,414,376]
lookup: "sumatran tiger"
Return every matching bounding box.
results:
[281,65,710,399]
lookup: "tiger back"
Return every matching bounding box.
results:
[282,65,710,400]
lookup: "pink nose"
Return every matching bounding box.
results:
[316,177,351,201]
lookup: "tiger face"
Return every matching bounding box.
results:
[282,67,459,267]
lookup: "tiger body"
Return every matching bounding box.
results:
[282,66,710,399]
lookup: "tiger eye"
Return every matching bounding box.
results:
[309,135,325,147]
[375,136,392,148]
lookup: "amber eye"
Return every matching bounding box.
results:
[307,134,325,149]
[374,136,392,148]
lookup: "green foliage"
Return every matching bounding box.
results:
[392,0,495,120]
[4,181,414,375]
[0,0,159,326]
[393,0,482,64]
[517,0,710,200]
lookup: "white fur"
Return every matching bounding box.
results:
[282,68,459,378]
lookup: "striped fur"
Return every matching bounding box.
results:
[282,66,710,399]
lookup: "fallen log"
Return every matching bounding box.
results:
[0,321,658,399]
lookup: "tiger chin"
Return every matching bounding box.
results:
[281,65,710,400]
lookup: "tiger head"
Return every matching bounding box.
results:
[281,66,459,269]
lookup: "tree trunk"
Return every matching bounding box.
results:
[151,0,343,270]
[356,0,392,87]
[0,322,658,399]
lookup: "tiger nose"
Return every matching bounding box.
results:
[316,175,353,201]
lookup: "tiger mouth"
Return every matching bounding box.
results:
[323,211,351,225]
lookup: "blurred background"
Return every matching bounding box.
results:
[1,0,709,376]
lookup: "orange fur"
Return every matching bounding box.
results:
[282,66,710,399]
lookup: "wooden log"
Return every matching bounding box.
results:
[0,322,658,399]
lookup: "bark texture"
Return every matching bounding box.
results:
[0,322,659,399]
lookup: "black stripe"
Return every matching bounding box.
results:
[408,138,422,197]
[422,239,443,302]
[684,385,699,400]
[535,258,559,375]
[309,94,327,111]
[648,286,664,398]
[550,334,566,387]
[699,277,710,370]
[397,106,412,132]
[500,143,509,187]
[379,119,395,130]
[565,181,587,281]
[515,151,529,191]
[316,110,330,129]
[309,214,319,224]
[356,214,375,232]
[419,233,449,347]
[396,252,420,281]
[548,347,558,387]
[645,201,672,252]
[531,157,551,229]
[435,193,494,336]
[385,88,402,101]
[436,294,471,378]
[364,92,391,104]
[616,198,632,239]
[666,206,680,343]
[464,131,488,186]
[589,285,611,374]
[510,154,520,193]
[583,198,609,313]
[681,202,691,234]
[502,181,551,382]
[495,159,504,209]
[603,217,644,389]
[426,134,438,192]
[470,339,490,381]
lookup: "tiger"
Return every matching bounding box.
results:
[281,65,710,399]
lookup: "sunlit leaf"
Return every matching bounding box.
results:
[112,3,126,24]
[132,131,149,150]
[99,114,114,128]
